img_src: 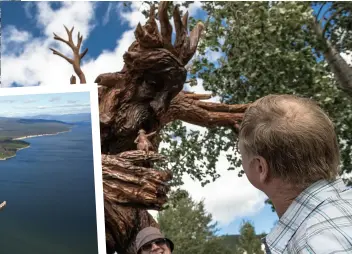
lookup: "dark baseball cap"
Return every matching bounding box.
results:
[136,227,174,253]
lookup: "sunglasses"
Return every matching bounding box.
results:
[141,238,168,252]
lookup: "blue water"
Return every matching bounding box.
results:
[0,123,98,253]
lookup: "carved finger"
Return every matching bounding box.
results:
[182,22,205,64]
[134,22,161,48]
[158,1,173,51]
[135,22,145,40]
[182,11,189,29]
[173,6,187,54]
[189,22,205,53]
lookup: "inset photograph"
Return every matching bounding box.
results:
[0,85,104,254]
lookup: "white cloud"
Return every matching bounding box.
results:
[176,1,203,17]
[24,2,34,19]
[182,154,266,226]
[184,78,221,103]
[102,2,114,26]
[149,150,267,226]
[4,26,31,43]
[341,50,352,66]
[119,1,148,28]
[35,2,96,38]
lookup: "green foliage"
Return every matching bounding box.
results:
[157,189,232,254]
[238,221,264,254]
[0,140,29,159]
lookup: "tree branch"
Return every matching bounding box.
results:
[102,151,172,210]
[161,92,249,129]
[50,25,88,84]
[184,92,212,100]
[322,7,344,39]
[316,2,328,20]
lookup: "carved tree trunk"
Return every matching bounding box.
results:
[52,2,249,253]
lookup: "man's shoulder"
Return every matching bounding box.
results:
[308,187,352,224]
[302,187,352,231]
[290,188,352,253]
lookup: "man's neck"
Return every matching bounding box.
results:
[266,180,304,218]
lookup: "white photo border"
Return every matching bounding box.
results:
[0,84,106,254]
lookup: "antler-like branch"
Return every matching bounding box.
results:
[50,25,88,84]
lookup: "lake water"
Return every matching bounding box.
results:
[0,123,99,253]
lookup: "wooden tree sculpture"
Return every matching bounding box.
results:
[51,2,250,253]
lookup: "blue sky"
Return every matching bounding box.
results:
[0,92,91,117]
[1,1,278,235]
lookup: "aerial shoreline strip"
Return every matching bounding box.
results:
[0,129,72,161]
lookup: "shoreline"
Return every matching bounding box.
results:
[13,129,72,140]
[0,129,72,161]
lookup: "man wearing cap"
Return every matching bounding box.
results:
[135,227,174,254]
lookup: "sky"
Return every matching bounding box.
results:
[0,92,91,117]
[1,1,278,235]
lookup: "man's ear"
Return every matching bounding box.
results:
[254,156,269,184]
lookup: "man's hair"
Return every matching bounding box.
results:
[239,94,340,186]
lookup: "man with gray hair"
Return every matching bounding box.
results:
[238,94,352,254]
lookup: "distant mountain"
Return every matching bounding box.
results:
[18,118,73,125]
[21,113,91,123]
[0,117,72,139]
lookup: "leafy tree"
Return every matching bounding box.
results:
[238,221,264,254]
[157,189,232,254]
[190,1,352,181]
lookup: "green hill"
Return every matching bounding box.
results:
[0,117,72,139]
[0,117,72,160]
[0,139,30,160]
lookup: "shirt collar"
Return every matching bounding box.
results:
[264,177,348,253]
